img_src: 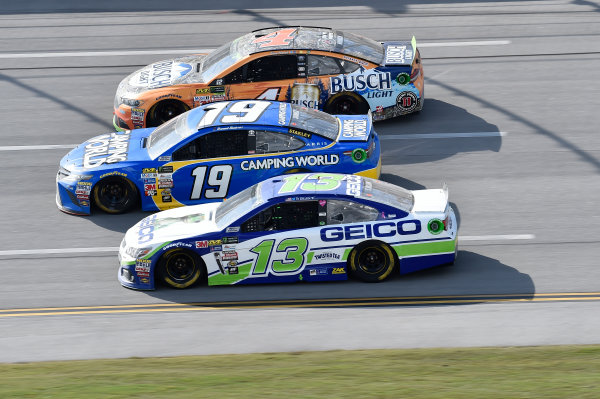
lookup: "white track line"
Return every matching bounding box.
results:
[0,49,214,59]
[381,132,507,139]
[0,40,510,59]
[460,234,535,241]
[0,235,534,256]
[418,40,511,48]
[0,247,119,256]
[0,132,506,152]
[0,144,77,151]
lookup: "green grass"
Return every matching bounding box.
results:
[2,346,600,398]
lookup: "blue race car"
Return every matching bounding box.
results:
[57,100,380,215]
[118,173,457,290]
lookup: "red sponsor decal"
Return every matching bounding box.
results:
[251,28,296,48]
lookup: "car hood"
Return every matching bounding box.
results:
[117,55,207,96]
[126,203,222,247]
[60,128,154,172]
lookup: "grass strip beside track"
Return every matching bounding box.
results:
[2,346,600,398]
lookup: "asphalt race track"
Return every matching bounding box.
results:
[1,1,599,362]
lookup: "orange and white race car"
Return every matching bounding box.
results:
[113,26,424,130]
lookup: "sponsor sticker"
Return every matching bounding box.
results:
[341,119,368,139]
[397,91,418,112]
[240,154,339,171]
[222,237,238,244]
[83,131,131,169]
[131,108,145,121]
[278,102,287,125]
[346,175,362,196]
[129,60,192,89]
[221,251,238,261]
[330,72,391,94]
[288,128,311,139]
[290,83,319,109]
[385,45,413,64]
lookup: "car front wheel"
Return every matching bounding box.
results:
[157,249,204,289]
[93,177,138,214]
[147,100,188,127]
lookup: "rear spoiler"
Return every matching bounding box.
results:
[382,36,417,66]
[442,182,449,202]
[336,112,373,142]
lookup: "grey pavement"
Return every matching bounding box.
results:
[0,0,599,362]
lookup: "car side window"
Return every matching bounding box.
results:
[326,199,379,225]
[242,201,319,232]
[255,130,305,154]
[246,55,298,82]
[172,130,250,160]
[340,59,360,73]
[307,55,360,76]
[220,65,244,85]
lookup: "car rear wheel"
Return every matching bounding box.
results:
[158,249,205,289]
[147,100,189,127]
[348,241,396,282]
[93,177,138,214]
[325,93,369,115]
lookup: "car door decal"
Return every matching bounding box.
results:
[190,164,233,200]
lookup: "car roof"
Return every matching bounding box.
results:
[255,173,415,213]
[183,100,340,141]
[260,173,366,201]
[231,27,384,64]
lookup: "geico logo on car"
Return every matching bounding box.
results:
[138,214,158,244]
[320,220,421,242]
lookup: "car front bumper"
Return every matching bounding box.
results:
[56,179,92,215]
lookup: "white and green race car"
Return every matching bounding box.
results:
[118,173,457,290]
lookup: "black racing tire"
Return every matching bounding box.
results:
[92,177,138,214]
[325,93,369,115]
[146,100,189,127]
[157,249,205,289]
[348,241,396,283]
[448,240,458,266]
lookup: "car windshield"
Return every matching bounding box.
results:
[288,104,339,140]
[215,183,264,227]
[200,42,240,83]
[146,113,195,159]
[360,177,414,211]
